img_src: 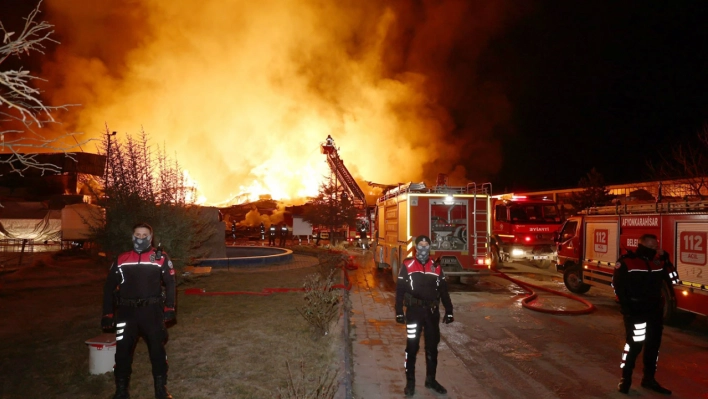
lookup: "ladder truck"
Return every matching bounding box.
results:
[320,135,372,244]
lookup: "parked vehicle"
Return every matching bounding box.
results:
[491,194,563,268]
[373,182,493,282]
[556,200,708,321]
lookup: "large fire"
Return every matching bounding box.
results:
[35,1,516,205]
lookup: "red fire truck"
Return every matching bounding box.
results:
[372,182,493,282]
[556,201,708,320]
[491,194,563,269]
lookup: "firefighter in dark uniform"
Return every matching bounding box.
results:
[279,223,288,247]
[102,223,175,399]
[613,233,676,395]
[395,235,453,397]
[358,223,368,249]
[268,224,277,246]
[231,221,237,242]
[259,222,266,241]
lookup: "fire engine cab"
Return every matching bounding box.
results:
[491,194,563,268]
[556,200,708,320]
[373,182,493,282]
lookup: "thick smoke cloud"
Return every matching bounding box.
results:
[39,0,518,203]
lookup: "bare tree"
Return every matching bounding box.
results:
[649,124,708,199]
[0,1,85,177]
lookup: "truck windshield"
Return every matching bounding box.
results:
[508,204,560,224]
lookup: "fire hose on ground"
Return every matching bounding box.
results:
[492,269,596,315]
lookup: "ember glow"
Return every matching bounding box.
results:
[40,1,515,205]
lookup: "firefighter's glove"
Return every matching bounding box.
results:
[442,312,454,324]
[101,314,114,330]
[163,308,176,323]
[396,314,405,324]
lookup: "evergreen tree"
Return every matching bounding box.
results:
[302,175,359,244]
[87,127,217,269]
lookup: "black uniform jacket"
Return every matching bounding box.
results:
[395,257,453,316]
[103,248,176,314]
[612,252,673,315]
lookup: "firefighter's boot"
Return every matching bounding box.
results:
[617,378,631,394]
[425,375,447,394]
[112,377,130,399]
[153,375,173,399]
[404,378,415,397]
[641,378,671,395]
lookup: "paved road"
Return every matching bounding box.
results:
[348,253,708,398]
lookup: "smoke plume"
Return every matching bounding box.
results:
[38,0,519,203]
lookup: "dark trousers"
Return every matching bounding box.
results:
[114,304,168,378]
[620,311,663,380]
[279,236,286,246]
[404,306,441,380]
[268,235,276,246]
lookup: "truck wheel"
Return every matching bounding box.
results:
[373,246,384,269]
[563,265,591,294]
[447,276,461,284]
[531,259,552,269]
[491,245,502,268]
[391,251,399,283]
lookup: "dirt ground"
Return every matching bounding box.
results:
[0,252,344,399]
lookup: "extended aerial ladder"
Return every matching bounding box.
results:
[320,135,367,208]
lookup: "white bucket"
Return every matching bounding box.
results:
[85,333,116,375]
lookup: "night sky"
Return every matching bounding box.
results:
[482,1,708,192]
[2,1,708,195]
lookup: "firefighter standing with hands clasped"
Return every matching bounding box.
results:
[102,223,176,399]
[613,233,674,395]
[395,235,453,396]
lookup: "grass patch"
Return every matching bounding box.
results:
[0,254,343,399]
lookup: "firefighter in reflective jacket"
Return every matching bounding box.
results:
[259,222,266,241]
[279,223,288,246]
[268,224,277,246]
[612,233,677,395]
[101,223,175,399]
[395,235,453,397]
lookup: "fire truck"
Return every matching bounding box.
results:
[491,194,563,269]
[556,201,708,320]
[372,182,493,282]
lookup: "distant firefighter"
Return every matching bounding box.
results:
[279,223,288,246]
[259,223,266,241]
[231,221,236,241]
[268,224,277,246]
[325,134,334,146]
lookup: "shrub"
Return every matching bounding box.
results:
[276,360,339,399]
[297,270,341,337]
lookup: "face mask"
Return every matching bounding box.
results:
[132,235,152,253]
[416,244,430,264]
[636,243,656,260]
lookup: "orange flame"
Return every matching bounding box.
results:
[39,1,514,204]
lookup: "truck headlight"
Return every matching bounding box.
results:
[512,249,525,257]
